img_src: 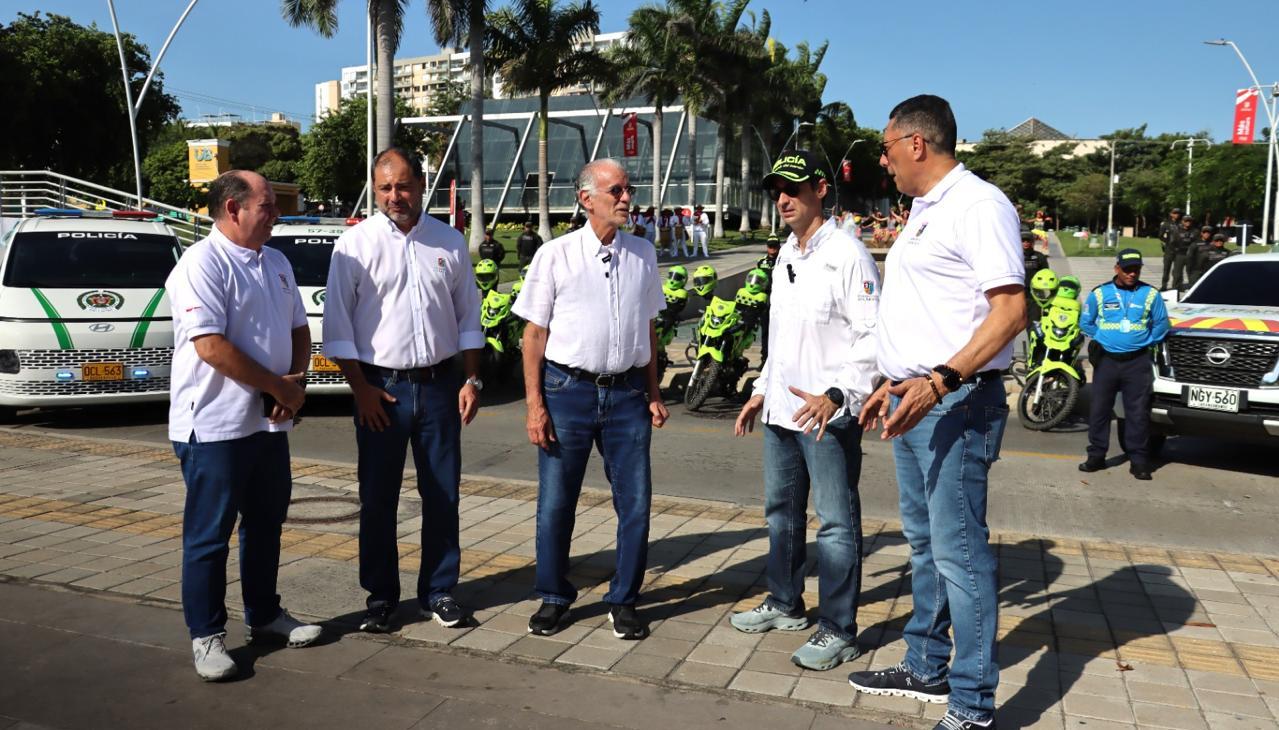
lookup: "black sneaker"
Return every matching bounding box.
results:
[423,595,466,628]
[608,604,648,640]
[1129,464,1152,481]
[359,605,394,633]
[934,711,995,730]
[527,602,569,636]
[848,663,949,704]
[1078,457,1106,473]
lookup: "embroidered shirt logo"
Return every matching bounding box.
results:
[863,280,876,295]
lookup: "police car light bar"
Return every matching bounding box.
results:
[33,208,158,220]
[277,216,360,226]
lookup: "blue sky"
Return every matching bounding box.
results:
[15,0,1279,141]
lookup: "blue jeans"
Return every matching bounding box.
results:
[892,377,1008,722]
[356,364,462,609]
[762,415,864,640]
[535,362,652,606]
[174,431,292,639]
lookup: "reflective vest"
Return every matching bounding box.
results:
[1093,283,1158,334]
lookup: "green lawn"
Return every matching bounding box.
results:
[1057,231,1163,258]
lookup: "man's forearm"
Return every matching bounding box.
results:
[194,335,286,394]
[461,348,480,380]
[334,358,370,390]
[522,324,549,405]
[946,286,1026,378]
[646,323,661,402]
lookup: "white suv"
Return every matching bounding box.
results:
[1152,252,1279,449]
[266,216,356,394]
[0,209,183,420]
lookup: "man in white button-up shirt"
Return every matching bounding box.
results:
[849,95,1024,730]
[513,158,668,641]
[168,171,321,682]
[729,150,879,672]
[322,148,483,634]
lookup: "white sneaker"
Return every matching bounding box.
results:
[246,609,322,648]
[192,632,238,682]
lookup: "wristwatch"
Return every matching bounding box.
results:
[823,387,845,407]
[932,365,962,392]
[465,376,484,392]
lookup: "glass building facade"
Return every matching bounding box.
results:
[408,95,767,225]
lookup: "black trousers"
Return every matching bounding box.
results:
[1169,253,1189,291]
[1087,352,1154,468]
[1160,247,1176,289]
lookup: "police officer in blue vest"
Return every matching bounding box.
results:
[1078,248,1171,480]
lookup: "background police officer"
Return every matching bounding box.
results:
[1168,215,1197,291]
[757,235,780,362]
[1157,207,1181,290]
[1192,233,1234,283]
[1079,249,1171,480]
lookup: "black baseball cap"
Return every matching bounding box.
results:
[1212,233,1226,242]
[765,234,780,247]
[1020,230,1035,242]
[762,149,826,189]
[1201,225,1213,232]
[1116,248,1143,268]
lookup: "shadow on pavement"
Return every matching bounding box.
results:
[995,540,1195,728]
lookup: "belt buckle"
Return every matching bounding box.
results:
[594,372,616,388]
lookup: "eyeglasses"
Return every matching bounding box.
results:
[880,133,925,157]
[766,181,805,201]
[599,184,636,199]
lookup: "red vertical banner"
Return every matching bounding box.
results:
[1233,88,1260,145]
[622,113,639,157]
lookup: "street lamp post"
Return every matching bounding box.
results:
[106,0,201,208]
[1204,39,1278,245]
[781,121,814,153]
[1107,140,1117,246]
[1170,138,1210,217]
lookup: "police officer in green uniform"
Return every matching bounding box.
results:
[1157,208,1181,290]
[1078,249,1171,480]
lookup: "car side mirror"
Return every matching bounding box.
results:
[1160,289,1179,305]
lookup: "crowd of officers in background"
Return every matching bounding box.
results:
[1157,207,1235,291]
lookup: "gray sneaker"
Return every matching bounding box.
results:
[729,599,808,633]
[790,627,861,671]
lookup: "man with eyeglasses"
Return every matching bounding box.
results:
[513,158,669,641]
[730,150,880,673]
[850,95,1024,730]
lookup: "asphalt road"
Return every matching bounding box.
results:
[7,377,1277,557]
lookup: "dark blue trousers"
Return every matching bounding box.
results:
[1087,352,1154,469]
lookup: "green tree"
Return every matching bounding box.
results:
[0,12,179,190]
[141,140,204,210]
[297,96,428,212]
[487,0,602,241]
[1060,173,1110,232]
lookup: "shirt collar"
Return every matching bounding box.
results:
[209,223,264,264]
[580,221,620,255]
[917,162,970,204]
[375,210,428,238]
[785,217,837,256]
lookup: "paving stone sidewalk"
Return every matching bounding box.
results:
[0,429,1276,729]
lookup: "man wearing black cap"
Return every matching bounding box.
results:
[1191,233,1233,284]
[1022,230,1049,321]
[1157,208,1181,290]
[731,149,880,674]
[1078,248,1171,480]
[756,235,781,362]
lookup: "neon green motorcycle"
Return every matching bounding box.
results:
[1018,275,1085,431]
[480,288,522,383]
[683,270,769,411]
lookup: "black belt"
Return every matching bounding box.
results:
[548,360,641,388]
[891,369,1001,387]
[362,361,453,382]
[1101,348,1149,363]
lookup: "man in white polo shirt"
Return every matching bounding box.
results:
[729,150,880,672]
[168,170,321,682]
[323,147,484,635]
[848,95,1024,730]
[514,158,668,641]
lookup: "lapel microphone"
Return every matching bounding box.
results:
[786,263,796,284]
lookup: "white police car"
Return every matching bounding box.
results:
[0,209,183,420]
[266,216,356,394]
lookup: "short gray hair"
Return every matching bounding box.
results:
[577,158,626,195]
[207,170,254,221]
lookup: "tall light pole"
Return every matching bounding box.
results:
[1170,138,1210,217]
[1204,39,1278,245]
[781,121,814,153]
[1106,140,1117,245]
[107,0,201,208]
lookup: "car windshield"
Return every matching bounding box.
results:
[265,235,336,287]
[1183,260,1279,307]
[3,232,181,288]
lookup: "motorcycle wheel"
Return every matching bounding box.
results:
[684,357,721,411]
[1018,371,1079,431]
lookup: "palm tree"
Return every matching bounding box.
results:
[601,4,684,211]
[283,0,488,250]
[487,0,602,242]
[428,0,489,252]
